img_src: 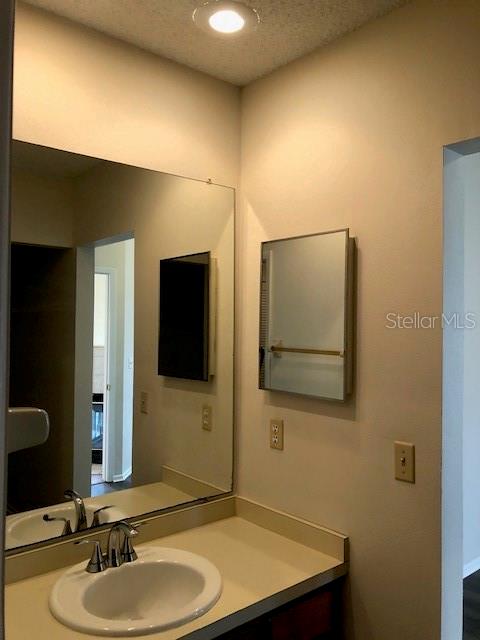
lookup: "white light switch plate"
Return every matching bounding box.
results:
[394,441,415,483]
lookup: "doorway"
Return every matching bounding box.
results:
[443,139,480,640]
[91,237,134,497]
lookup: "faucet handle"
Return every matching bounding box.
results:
[74,539,107,573]
[121,521,148,563]
[92,505,114,528]
[121,534,138,563]
[43,514,73,536]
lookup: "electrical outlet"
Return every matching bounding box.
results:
[140,391,148,415]
[270,419,284,450]
[394,441,415,483]
[202,405,212,431]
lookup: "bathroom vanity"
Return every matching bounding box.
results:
[5,497,348,639]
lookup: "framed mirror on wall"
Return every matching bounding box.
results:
[259,229,356,402]
[5,140,235,552]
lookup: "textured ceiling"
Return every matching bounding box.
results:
[23,0,409,86]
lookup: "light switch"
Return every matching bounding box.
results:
[394,441,415,483]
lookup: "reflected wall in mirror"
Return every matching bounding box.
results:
[6,140,234,551]
[259,229,355,401]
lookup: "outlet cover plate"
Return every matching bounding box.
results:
[270,419,284,450]
[202,405,212,431]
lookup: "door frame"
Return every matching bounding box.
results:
[94,268,116,483]
[442,137,480,640]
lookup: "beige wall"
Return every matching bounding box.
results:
[238,1,480,638]
[13,2,240,187]
[11,169,74,247]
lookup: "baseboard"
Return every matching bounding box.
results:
[464,556,480,578]
[113,467,132,483]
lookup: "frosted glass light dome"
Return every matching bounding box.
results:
[193,1,260,37]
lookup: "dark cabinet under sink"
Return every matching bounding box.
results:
[216,579,344,640]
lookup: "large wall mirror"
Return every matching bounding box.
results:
[259,229,355,401]
[6,140,234,551]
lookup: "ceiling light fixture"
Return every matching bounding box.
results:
[193,1,260,37]
[209,9,245,34]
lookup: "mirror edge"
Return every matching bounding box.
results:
[0,1,15,624]
[344,233,357,400]
[4,490,235,559]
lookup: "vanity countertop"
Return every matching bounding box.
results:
[5,511,348,639]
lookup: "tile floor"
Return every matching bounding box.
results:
[90,475,134,498]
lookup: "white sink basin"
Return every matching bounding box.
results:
[49,547,222,636]
[6,504,125,549]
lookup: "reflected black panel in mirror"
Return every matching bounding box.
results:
[6,140,235,552]
[158,252,210,381]
[259,229,355,402]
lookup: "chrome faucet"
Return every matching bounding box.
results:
[75,521,139,573]
[64,489,88,532]
[107,521,139,568]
